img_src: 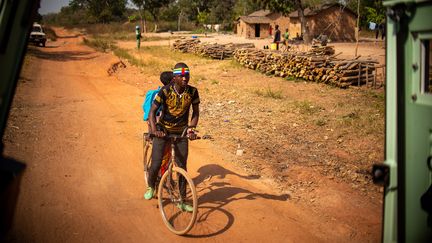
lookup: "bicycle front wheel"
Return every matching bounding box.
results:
[143,137,152,186]
[158,166,198,235]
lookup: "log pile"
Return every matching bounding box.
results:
[309,45,335,56]
[171,39,381,88]
[233,48,379,88]
[172,39,254,59]
[171,39,201,53]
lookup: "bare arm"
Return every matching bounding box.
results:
[190,103,199,128]
[187,103,199,139]
[148,103,165,137]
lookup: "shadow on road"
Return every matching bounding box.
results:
[27,48,97,62]
[186,164,290,238]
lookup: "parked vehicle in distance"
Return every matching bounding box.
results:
[29,23,46,47]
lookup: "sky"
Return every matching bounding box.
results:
[39,0,70,15]
[39,0,137,15]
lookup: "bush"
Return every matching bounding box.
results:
[43,26,58,41]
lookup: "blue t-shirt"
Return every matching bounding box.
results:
[142,87,160,121]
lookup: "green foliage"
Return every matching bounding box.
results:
[128,15,138,22]
[69,0,127,23]
[262,0,295,15]
[43,6,89,26]
[131,0,174,24]
[365,6,384,23]
[45,0,384,33]
[208,0,236,25]
[346,0,385,27]
[233,0,262,17]
[197,11,210,24]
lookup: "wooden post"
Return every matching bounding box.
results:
[374,66,377,88]
[366,66,369,87]
[358,63,361,86]
[354,0,360,57]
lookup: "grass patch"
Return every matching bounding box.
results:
[82,37,114,52]
[315,118,327,126]
[254,87,283,99]
[339,109,361,126]
[293,100,322,115]
[342,110,360,120]
[363,89,385,101]
[112,47,141,66]
[220,60,244,70]
[210,79,219,85]
[143,36,173,42]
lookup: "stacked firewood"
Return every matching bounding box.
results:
[309,45,335,56]
[171,39,201,53]
[233,48,379,88]
[172,39,254,59]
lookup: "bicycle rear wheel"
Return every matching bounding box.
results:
[158,166,197,235]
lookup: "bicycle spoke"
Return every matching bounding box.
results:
[158,167,197,235]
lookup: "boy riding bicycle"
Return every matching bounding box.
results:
[145,62,200,212]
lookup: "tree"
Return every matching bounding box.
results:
[257,1,309,41]
[209,0,236,27]
[233,0,262,17]
[131,0,173,32]
[131,0,147,33]
[69,0,127,23]
[346,0,385,27]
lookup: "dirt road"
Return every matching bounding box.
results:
[4,28,381,242]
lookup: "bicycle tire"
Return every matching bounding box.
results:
[157,166,198,235]
[143,137,152,186]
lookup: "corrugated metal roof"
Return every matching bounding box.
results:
[239,16,271,24]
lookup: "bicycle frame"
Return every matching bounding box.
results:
[143,129,199,235]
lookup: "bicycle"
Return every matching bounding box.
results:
[142,129,198,235]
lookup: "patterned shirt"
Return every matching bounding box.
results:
[153,84,200,133]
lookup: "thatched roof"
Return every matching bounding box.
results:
[289,3,356,18]
[236,9,273,24]
[238,16,271,24]
[248,10,272,17]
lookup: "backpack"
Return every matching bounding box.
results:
[142,87,160,121]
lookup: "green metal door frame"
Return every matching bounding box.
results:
[383,0,432,241]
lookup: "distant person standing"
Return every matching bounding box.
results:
[273,25,281,50]
[375,23,380,40]
[283,28,290,48]
[376,22,385,41]
[380,21,386,40]
[135,25,142,49]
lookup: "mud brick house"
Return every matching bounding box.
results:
[236,10,289,39]
[288,4,356,41]
[236,4,356,41]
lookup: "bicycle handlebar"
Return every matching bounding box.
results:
[144,132,201,140]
